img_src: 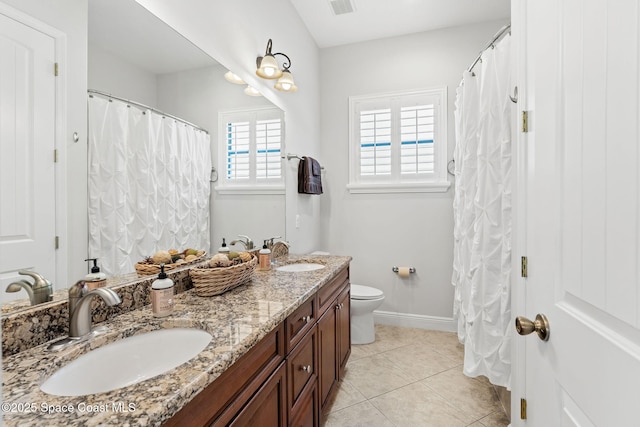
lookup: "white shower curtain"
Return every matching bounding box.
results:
[88,95,211,277]
[452,34,512,388]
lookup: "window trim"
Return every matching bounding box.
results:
[215,106,285,195]
[348,87,450,194]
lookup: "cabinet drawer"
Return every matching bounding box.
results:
[286,295,316,352]
[317,267,349,317]
[287,326,317,410]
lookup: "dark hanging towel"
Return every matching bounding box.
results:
[298,156,323,194]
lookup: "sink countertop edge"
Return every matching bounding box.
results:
[2,254,351,427]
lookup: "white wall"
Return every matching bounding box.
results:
[319,20,509,329]
[135,0,322,254]
[88,44,157,106]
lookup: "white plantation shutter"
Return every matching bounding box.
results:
[400,105,435,174]
[256,118,282,179]
[359,108,391,175]
[349,88,449,193]
[226,121,250,180]
[219,107,283,190]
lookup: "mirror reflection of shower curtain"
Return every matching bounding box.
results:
[452,34,512,388]
[87,95,211,276]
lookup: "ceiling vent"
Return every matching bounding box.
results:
[328,0,355,15]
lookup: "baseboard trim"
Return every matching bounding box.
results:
[373,310,457,332]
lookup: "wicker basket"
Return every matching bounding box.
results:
[134,254,207,277]
[189,255,257,297]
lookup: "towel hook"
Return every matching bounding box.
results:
[447,159,455,176]
[509,86,518,103]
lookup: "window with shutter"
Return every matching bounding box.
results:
[218,107,284,194]
[348,88,449,193]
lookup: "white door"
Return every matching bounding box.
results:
[0,11,57,303]
[515,0,640,425]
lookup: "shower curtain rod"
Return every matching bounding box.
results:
[467,24,511,74]
[88,89,209,134]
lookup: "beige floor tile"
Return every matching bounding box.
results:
[349,342,379,360]
[325,325,511,427]
[343,353,414,399]
[352,325,417,354]
[370,381,468,427]
[421,329,465,362]
[323,400,395,427]
[421,366,502,423]
[478,410,511,427]
[381,342,462,381]
[325,378,367,412]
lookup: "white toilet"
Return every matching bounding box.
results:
[350,284,385,345]
[309,252,385,345]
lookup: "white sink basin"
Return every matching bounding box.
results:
[276,263,326,272]
[41,328,211,396]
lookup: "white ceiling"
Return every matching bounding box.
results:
[288,0,511,48]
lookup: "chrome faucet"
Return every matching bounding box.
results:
[265,236,282,250]
[5,270,53,305]
[68,281,121,338]
[230,235,254,250]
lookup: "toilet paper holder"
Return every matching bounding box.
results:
[392,266,416,274]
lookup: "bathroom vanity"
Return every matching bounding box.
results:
[1,255,351,427]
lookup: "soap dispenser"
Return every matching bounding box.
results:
[151,263,174,317]
[84,258,107,290]
[218,238,230,254]
[259,240,271,271]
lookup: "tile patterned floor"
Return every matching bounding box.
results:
[323,325,510,427]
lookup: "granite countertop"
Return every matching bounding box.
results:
[2,255,351,427]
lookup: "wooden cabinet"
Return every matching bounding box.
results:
[229,362,287,427]
[163,266,350,427]
[289,377,319,427]
[163,324,285,427]
[317,269,351,419]
[336,285,351,376]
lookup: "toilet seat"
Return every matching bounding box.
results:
[351,284,384,300]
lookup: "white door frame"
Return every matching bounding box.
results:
[0,1,68,291]
[510,0,528,423]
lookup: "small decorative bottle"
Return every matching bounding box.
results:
[218,238,230,254]
[151,264,174,317]
[259,240,271,271]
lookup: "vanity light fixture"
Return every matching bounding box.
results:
[224,70,245,85]
[244,85,262,97]
[256,39,298,93]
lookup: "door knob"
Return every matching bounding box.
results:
[515,313,550,341]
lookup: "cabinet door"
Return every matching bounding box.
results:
[228,362,287,427]
[289,378,319,427]
[336,286,351,377]
[317,304,337,409]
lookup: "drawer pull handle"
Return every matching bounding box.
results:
[300,315,311,323]
[301,365,312,373]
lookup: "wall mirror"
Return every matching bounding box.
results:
[1,0,286,313]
